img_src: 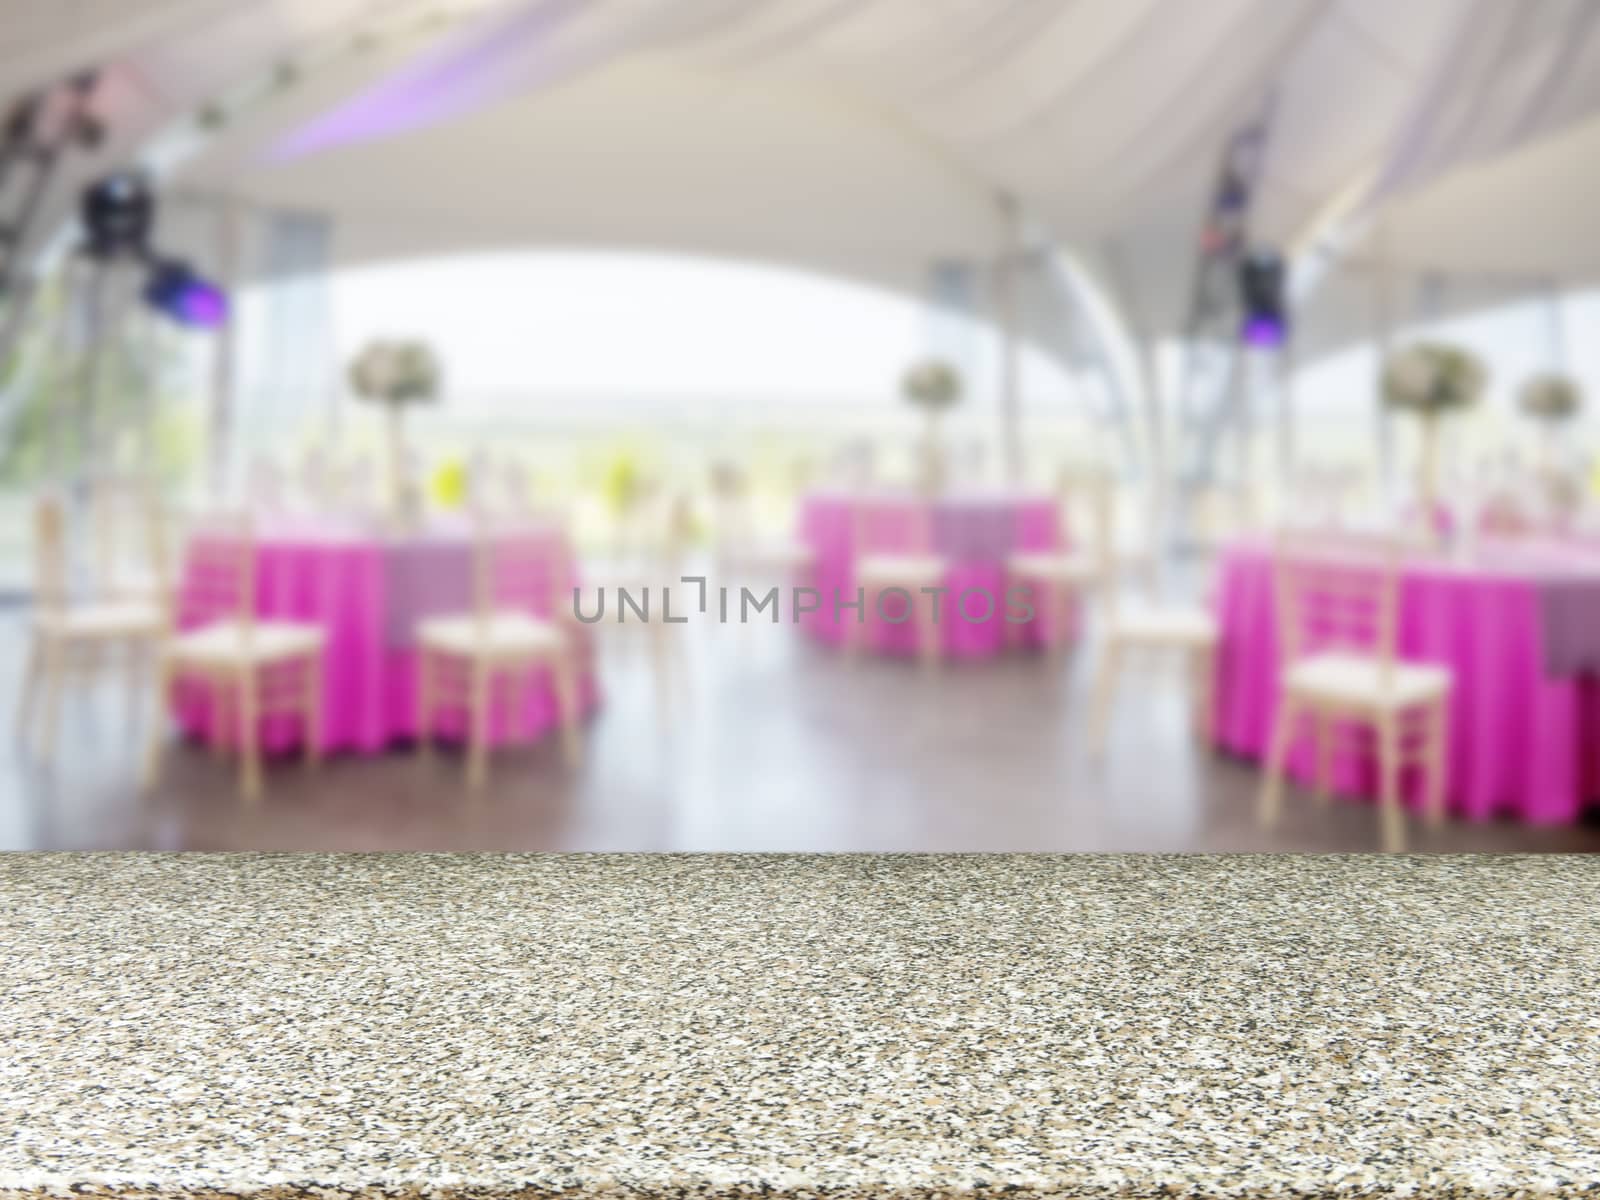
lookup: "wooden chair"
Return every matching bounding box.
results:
[1086,495,1221,755]
[89,474,172,609]
[1005,468,1113,654]
[1256,529,1452,851]
[143,513,325,801]
[847,499,947,670]
[297,447,337,513]
[244,455,289,516]
[492,457,575,532]
[580,484,692,710]
[18,493,166,760]
[1086,573,1219,757]
[1189,481,1260,552]
[417,517,584,789]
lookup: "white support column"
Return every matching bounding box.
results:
[1370,224,1397,507]
[207,197,242,502]
[995,192,1022,484]
[1275,339,1296,492]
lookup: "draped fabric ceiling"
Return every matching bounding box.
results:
[7,0,1600,342]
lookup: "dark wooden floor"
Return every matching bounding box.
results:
[5,611,1599,851]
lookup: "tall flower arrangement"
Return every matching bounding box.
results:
[1380,342,1485,510]
[348,339,440,526]
[1519,373,1585,519]
[1518,373,1582,424]
[901,359,963,495]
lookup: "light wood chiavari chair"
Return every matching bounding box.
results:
[1257,529,1452,851]
[848,498,947,670]
[417,515,584,789]
[18,493,166,760]
[89,474,172,610]
[143,512,325,801]
[1005,468,1113,656]
[1087,482,1224,756]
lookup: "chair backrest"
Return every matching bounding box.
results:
[471,514,574,625]
[245,456,287,514]
[32,494,69,617]
[1271,528,1408,678]
[298,447,334,511]
[1190,482,1258,549]
[498,457,537,516]
[709,461,755,551]
[852,497,933,559]
[341,455,378,511]
[609,482,692,576]
[88,474,171,598]
[184,511,258,636]
[1056,467,1114,567]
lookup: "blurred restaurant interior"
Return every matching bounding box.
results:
[4,0,1600,851]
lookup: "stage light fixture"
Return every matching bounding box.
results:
[81,170,154,259]
[1237,249,1288,349]
[142,258,228,328]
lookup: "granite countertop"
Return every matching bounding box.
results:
[2,854,1599,1200]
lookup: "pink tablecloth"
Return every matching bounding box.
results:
[1213,542,1600,824]
[798,491,1067,659]
[173,529,598,755]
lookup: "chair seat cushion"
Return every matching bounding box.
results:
[1285,652,1451,710]
[1113,605,1218,645]
[856,553,946,584]
[36,602,164,639]
[170,619,324,666]
[419,612,567,659]
[110,573,169,603]
[1007,550,1100,582]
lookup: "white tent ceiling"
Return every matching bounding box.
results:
[6,0,1600,338]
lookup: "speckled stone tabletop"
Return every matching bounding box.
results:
[2,855,1599,1200]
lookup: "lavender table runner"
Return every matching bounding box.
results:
[383,535,474,648]
[929,498,1030,561]
[1540,571,1600,678]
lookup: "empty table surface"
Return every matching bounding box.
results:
[4,854,1600,1200]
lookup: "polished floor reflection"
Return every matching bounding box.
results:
[4,611,1599,852]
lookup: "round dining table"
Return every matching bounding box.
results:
[171,518,599,755]
[797,490,1069,659]
[1212,538,1600,824]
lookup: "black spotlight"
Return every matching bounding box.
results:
[81,170,155,259]
[1237,249,1288,349]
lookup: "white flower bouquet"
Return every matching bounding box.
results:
[1381,343,1485,516]
[901,359,962,495]
[1518,373,1582,422]
[901,359,963,412]
[1380,343,1486,416]
[348,339,441,529]
[348,339,440,407]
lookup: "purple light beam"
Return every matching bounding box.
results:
[268,0,595,162]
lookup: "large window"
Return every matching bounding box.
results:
[232,249,1114,487]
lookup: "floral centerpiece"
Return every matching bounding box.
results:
[348,339,440,527]
[1519,373,1585,521]
[1519,373,1582,423]
[1380,342,1486,512]
[901,359,963,495]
